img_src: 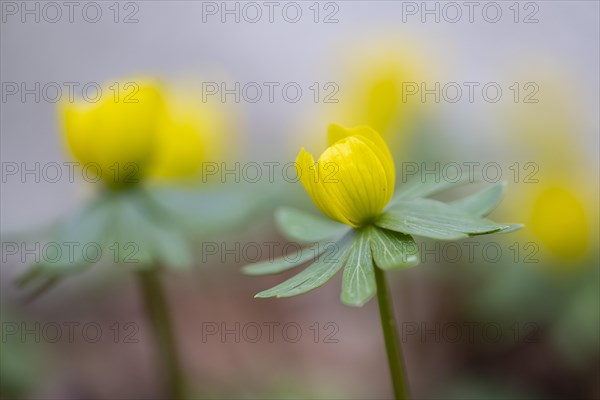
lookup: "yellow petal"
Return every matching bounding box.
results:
[62,81,167,187]
[62,103,96,170]
[298,124,396,227]
[147,89,231,180]
[327,124,395,202]
[149,116,204,179]
[327,123,349,146]
[296,148,354,226]
[317,136,389,226]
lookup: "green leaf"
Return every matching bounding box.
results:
[36,196,115,272]
[377,198,519,240]
[393,174,475,201]
[496,224,524,234]
[111,193,192,269]
[142,185,264,233]
[16,263,62,302]
[368,226,420,270]
[22,276,61,303]
[242,241,327,276]
[275,206,348,243]
[340,229,376,307]
[16,195,115,294]
[149,228,192,269]
[255,233,353,298]
[111,194,156,266]
[450,182,506,216]
[16,264,45,288]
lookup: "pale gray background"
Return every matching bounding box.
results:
[1,0,599,231]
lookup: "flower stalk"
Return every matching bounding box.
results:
[374,266,410,400]
[137,268,186,399]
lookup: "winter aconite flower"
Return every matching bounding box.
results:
[314,40,432,151]
[62,79,213,188]
[503,78,596,262]
[336,48,428,138]
[19,77,254,291]
[19,78,258,397]
[244,124,521,307]
[62,81,166,187]
[296,124,395,227]
[24,80,229,400]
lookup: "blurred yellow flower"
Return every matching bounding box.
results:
[292,39,433,165]
[341,58,422,137]
[530,186,589,259]
[501,177,596,268]
[501,74,597,263]
[62,82,166,187]
[150,115,205,179]
[61,79,224,188]
[296,124,395,228]
[330,40,432,148]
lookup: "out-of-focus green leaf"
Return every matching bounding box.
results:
[16,196,116,293]
[377,198,519,240]
[17,186,198,296]
[242,241,327,276]
[450,182,506,216]
[368,226,420,270]
[142,185,266,233]
[255,233,353,298]
[150,229,192,269]
[111,192,192,268]
[42,196,114,270]
[341,229,375,307]
[111,193,156,267]
[393,174,474,201]
[275,206,348,243]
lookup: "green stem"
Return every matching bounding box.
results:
[137,268,186,399]
[374,266,410,400]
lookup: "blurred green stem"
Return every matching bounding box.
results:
[374,267,410,400]
[137,268,186,399]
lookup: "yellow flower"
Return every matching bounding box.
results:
[294,39,432,162]
[342,58,422,136]
[150,87,234,182]
[530,186,589,259]
[500,74,598,264]
[62,81,167,187]
[504,179,595,263]
[61,79,218,188]
[148,95,207,180]
[328,39,432,147]
[296,124,395,228]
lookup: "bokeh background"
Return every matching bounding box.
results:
[1,1,599,399]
